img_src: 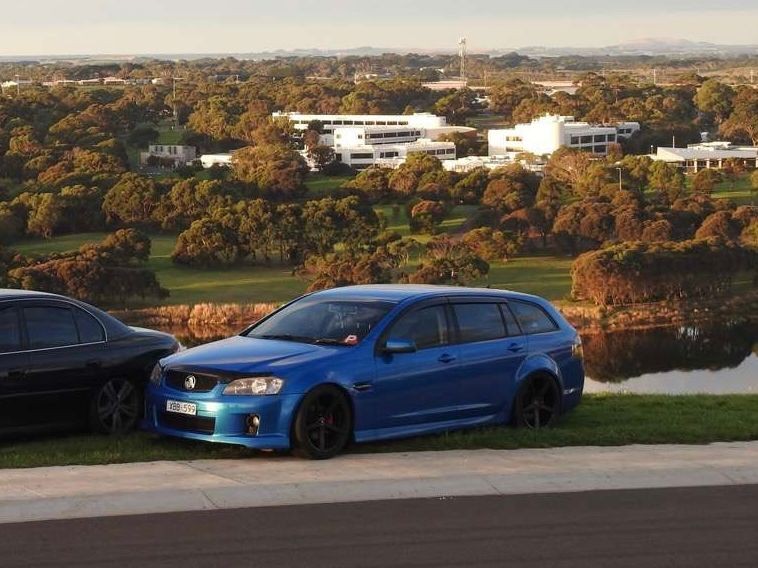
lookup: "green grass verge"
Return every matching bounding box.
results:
[1,395,756,469]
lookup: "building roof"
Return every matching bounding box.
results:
[654,146,758,162]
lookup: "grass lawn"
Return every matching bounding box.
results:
[703,175,757,206]
[304,174,353,197]
[1,394,757,469]
[481,255,574,301]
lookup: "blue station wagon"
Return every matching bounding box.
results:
[143,285,584,458]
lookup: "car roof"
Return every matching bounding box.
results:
[0,289,61,301]
[307,284,542,303]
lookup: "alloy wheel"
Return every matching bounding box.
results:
[518,375,559,429]
[94,379,140,434]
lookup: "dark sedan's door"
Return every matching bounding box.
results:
[0,304,31,430]
[19,302,108,428]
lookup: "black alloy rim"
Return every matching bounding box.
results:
[96,380,139,433]
[521,376,558,429]
[305,392,349,452]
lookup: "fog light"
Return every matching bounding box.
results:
[246,414,261,436]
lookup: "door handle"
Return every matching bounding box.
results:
[438,354,457,364]
[507,344,525,353]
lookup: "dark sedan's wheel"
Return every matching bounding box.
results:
[89,379,141,435]
[513,375,560,429]
[292,385,352,460]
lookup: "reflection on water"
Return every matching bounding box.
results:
[157,321,758,395]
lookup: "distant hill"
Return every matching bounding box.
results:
[1,39,756,64]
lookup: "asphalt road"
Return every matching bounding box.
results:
[2,484,758,567]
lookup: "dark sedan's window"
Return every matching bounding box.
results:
[0,307,21,353]
[452,304,506,344]
[74,308,105,343]
[509,301,559,335]
[24,307,79,349]
[388,305,448,350]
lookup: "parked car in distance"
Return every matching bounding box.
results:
[144,285,584,459]
[0,289,180,435]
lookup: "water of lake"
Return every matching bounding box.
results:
[156,321,757,395]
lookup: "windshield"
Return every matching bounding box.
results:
[244,298,395,346]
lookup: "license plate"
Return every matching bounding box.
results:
[166,400,197,416]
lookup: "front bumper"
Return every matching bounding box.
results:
[142,383,301,450]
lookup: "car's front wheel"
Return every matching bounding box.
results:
[292,385,352,459]
[513,374,560,429]
[89,378,141,435]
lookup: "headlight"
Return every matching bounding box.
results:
[149,363,163,386]
[223,377,284,396]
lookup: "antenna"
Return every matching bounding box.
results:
[458,37,467,83]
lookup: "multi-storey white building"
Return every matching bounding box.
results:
[273,111,473,146]
[651,142,758,172]
[334,138,456,170]
[488,114,640,157]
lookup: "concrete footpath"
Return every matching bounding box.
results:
[2,442,758,525]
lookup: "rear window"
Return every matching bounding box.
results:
[452,304,506,344]
[24,306,79,349]
[0,307,21,353]
[508,301,559,335]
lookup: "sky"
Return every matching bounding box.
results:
[0,0,756,56]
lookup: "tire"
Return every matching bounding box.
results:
[292,385,352,460]
[513,374,561,429]
[89,378,142,435]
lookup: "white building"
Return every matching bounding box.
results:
[272,111,474,146]
[200,153,234,169]
[336,138,456,170]
[140,144,197,167]
[651,142,758,172]
[488,114,640,157]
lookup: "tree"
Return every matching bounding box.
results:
[694,79,734,125]
[648,161,686,201]
[695,211,741,241]
[232,144,309,198]
[691,169,722,194]
[408,236,489,285]
[24,193,65,239]
[388,153,446,199]
[409,200,446,234]
[298,251,397,291]
[102,173,161,225]
[346,166,392,203]
[719,86,758,145]
[307,145,335,171]
[172,218,241,267]
[462,227,523,262]
[482,165,539,214]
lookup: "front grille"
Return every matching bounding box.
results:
[165,370,219,393]
[159,412,216,435]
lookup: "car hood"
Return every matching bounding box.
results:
[162,335,335,375]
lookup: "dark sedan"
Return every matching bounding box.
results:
[0,289,179,435]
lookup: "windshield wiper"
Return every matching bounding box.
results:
[313,338,351,346]
[257,334,317,344]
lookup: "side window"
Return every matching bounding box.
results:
[24,306,79,349]
[74,308,105,343]
[452,304,505,344]
[499,304,521,336]
[388,305,448,350]
[0,307,21,353]
[508,301,559,335]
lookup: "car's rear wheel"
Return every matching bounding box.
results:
[292,385,352,460]
[89,378,141,435]
[513,375,560,429]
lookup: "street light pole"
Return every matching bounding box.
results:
[616,167,623,191]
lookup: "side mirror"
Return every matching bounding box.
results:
[384,338,417,354]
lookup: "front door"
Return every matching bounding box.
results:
[372,303,462,429]
[0,304,32,430]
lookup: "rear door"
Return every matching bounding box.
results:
[20,302,108,427]
[372,302,462,429]
[448,300,528,419]
[0,303,31,430]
